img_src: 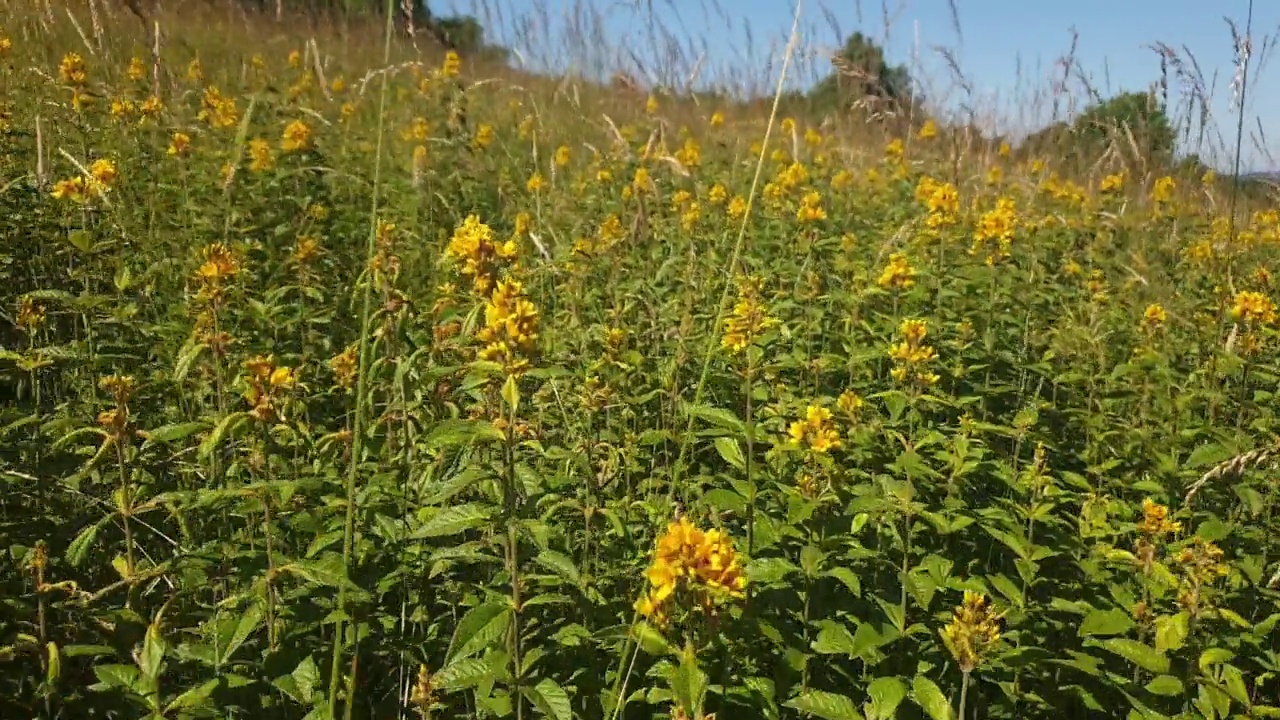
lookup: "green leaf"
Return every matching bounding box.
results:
[447,600,512,663]
[679,401,745,434]
[142,421,209,448]
[812,622,857,656]
[218,604,264,666]
[166,679,220,711]
[864,677,907,720]
[285,553,357,590]
[46,642,60,685]
[66,519,104,567]
[911,675,955,720]
[1079,608,1135,638]
[714,437,746,471]
[1094,638,1169,674]
[501,373,521,414]
[534,550,581,586]
[633,621,674,656]
[785,690,865,720]
[524,677,573,720]
[424,419,505,448]
[1186,442,1234,468]
[1143,674,1183,696]
[746,557,798,584]
[139,620,167,681]
[432,657,493,691]
[1198,647,1234,671]
[198,412,250,460]
[1153,613,1189,653]
[415,503,491,538]
[92,663,141,693]
[824,567,862,598]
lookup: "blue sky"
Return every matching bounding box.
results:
[442,0,1280,172]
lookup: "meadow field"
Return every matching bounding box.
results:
[2,1,1280,718]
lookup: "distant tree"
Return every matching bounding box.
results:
[1072,89,1175,161]
[806,32,918,114]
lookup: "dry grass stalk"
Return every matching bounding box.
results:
[1184,442,1279,506]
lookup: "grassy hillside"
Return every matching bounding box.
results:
[2,3,1280,720]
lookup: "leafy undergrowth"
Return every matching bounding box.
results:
[2,7,1280,720]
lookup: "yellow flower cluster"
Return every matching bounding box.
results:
[1099,172,1125,194]
[476,280,540,375]
[1230,290,1276,326]
[721,275,778,353]
[796,191,826,224]
[888,318,939,387]
[16,296,46,334]
[877,252,916,290]
[51,159,119,203]
[915,176,959,227]
[1142,304,1167,333]
[634,516,746,627]
[971,196,1018,264]
[281,119,312,152]
[243,355,296,423]
[788,405,841,453]
[328,343,358,392]
[1136,498,1181,536]
[59,52,87,86]
[96,374,138,435]
[446,215,518,296]
[198,86,239,129]
[941,591,1002,673]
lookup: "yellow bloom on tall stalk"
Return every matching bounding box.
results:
[441,50,461,78]
[888,318,940,387]
[675,137,702,168]
[59,52,87,86]
[877,253,916,290]
[634,516,746,626]
[288,49,302,68]
[709,110,725,128]
[248,139,274,172]
[167,132,191,157]
[1142,303,1167,332]
[476,280,540,374]
[473,123,495,149]
[721,275,778,353]
[788,405,841,453]
[281,120,312,152]
[1151,175,1176,205]
[1230,290,1277,326]
[941,591,1002,673]
[1099,172,1125,194]
[796,191,826,223]
[445,214,518,295]
[554,145,571,167]
[645,94,659,115]
[89,158,118,189]
[198,86,239,129]
[0,36,12,56]
[527,172,545,193]
[16,296,46,334]
[918,119,938,140]
[1136,498,1181,536]
[971,196,1018,264]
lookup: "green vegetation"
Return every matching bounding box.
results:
[2,3,1279,720]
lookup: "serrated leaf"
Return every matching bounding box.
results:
[679,401,745,433]
[447,600,512,663]
[824,567,862,598]
[911,675,955,720]
[1144,675,1183,696]
[534,550,581,586]
[198,412,250,460]
[1153,613,1189,652]
[46,642,60,685]
[142,421,209,448]
[785,689,865,720]
[1079,608,1135,637]
[865,676,907,720]
[1095,638,1169,674]
[66,519,103,567]
[746,557,798,583]
[166,678,220,711]
[284,553,357,590]
[714,437,745,471]
[218,604,264,665]
[524,677,573,720]
[415,503,491,538]
[432,657,492,691]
